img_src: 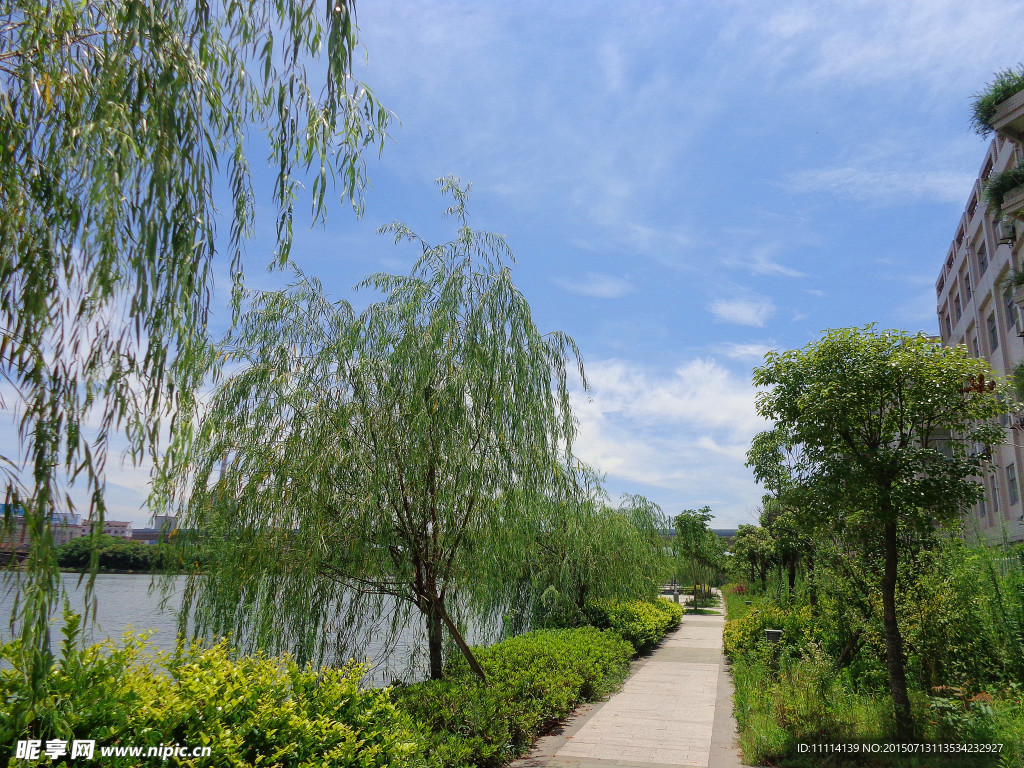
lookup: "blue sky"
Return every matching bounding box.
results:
[19,0,1024,529]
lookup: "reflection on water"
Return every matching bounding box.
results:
[0,572,494,686]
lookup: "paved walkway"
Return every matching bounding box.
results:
[511,596,744,768]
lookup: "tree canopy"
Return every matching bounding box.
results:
[158,179,588,680]
[673,507,724,603]
[1,0,388,717]
[748,325,1006,739]
[520,477,669,629]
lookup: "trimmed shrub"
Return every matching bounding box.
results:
[584,598,680,653]
[652,596,684,626]
[393,627,633,768]
[1,613,426,768]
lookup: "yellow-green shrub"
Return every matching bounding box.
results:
[652,596,684,626]
[584,598,680,653]
[1,613,425,768]
[723,603,817,661]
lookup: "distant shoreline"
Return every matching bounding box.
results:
[2,568,199,576]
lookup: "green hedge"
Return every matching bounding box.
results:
[392,627,634,768]
[1,615,426,768]
[584,597,682,653]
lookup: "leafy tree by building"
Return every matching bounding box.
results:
[749,325,1006,740]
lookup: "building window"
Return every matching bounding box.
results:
[1005,287,1019,329]
[980,495,988,518]
[988,311,999,350]
[1008,464,1020,506]
[992,475,1001,513]
[963,274,972,301]
[954,294,962,321]
[979,244,989,274]
[972,336,981,357]
[943,312,952,339]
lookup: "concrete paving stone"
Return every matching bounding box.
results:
[651,648,723,664]
[664,630,723,649]
[512,591,743,768]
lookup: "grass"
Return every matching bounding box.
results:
[721,582,1024,768]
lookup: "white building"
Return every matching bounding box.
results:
[936,130,1024,543]
[86,519,133,539]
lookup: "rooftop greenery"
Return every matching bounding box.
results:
[983,160,1024,219]
[971,65,1024,135]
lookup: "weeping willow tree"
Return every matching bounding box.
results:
[1,0,387,726]
[157,178,586,680]
[517,472,670,629]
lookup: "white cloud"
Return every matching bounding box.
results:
[745,0,1024,92]
[784,166,976,205]
[723,246,807,278]
[717,342,775,363]
[583,358,764,436]
[599,42,626,93]
[555,272,633,298]
[571,357,769,526]
[708,296,776,327]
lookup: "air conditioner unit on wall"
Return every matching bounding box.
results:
[999,219,1016,245]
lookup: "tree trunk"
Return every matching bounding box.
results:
[426,600,444,680]
[435,599,487,681]
[420,591,487,681]
[787,559,796,594]
[807,554,817,611]
[881,522,914,741]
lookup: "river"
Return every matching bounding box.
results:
[0,572,490,686]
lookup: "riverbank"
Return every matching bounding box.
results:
[2,597,685,767]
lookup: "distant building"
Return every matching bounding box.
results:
[935,131,1024,543]
[131,515,178,545]
[52,523,89,546]
[153,515,178,532]
[1,505,88,547]
[85,519,133,539]
[0,516,27,549]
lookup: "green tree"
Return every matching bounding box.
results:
[674,506,718,601]
[157,179,585,681]
[1,0,388,721]
[749,325,1005,740]
[56,534,156,571]
[730,524,774,589]
[523,476,669,628]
